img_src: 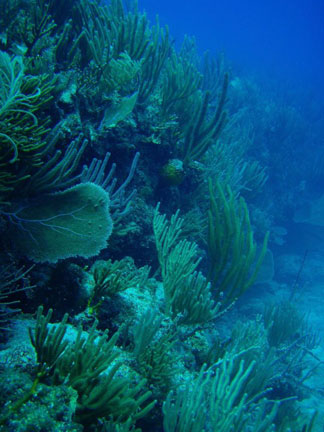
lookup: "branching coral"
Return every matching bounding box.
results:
[0,265,33,332]
[0,50,54,204]
[26,306,156,427]
[163,357,278,432]
[87,257,150,312]
[161,49,203,117]
[181,74,228,166]
[78,0,170,106]
[153,205,220,324]
[132,309,178,394]
[207,180,269,306]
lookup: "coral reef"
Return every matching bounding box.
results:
[0,0,322,431]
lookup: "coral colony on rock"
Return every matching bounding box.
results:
[0,0,323,431]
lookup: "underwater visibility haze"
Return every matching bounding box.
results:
[140,0,324,88]
[0,0,324,431]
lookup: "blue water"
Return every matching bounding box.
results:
[140,0,324,89]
